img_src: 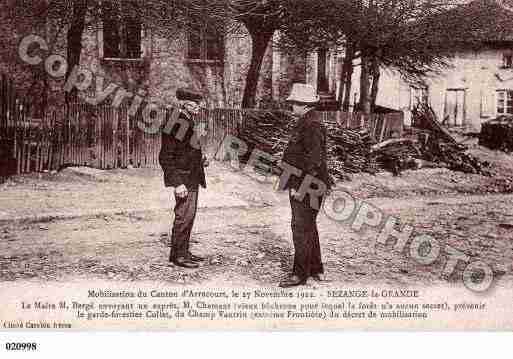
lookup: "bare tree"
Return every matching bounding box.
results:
[225,0,286,108]
[278,0,505,114]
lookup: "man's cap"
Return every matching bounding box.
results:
[176,87,204,102]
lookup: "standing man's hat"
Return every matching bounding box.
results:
[176,87,204,103]
[286,83,320,104]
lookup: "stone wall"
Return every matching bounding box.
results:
[270,33,308,104]
[0,0,60,116]
[1,2,303,112]
[223,28,274,108]
[79,18,274,109]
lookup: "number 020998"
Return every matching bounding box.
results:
[5,342,38,351]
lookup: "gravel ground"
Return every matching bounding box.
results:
[1,156,513,288]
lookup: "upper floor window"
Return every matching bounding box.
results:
[502,53,513,69]
[497,90,513,115]
[101,1,142,59]
[410,85,428,109]
[187,21,224,63]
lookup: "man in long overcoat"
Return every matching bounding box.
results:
[279,83,331,287]
[159,88,207,269]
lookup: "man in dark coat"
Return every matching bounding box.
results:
[159,88,207,269]
[279,83,331,288]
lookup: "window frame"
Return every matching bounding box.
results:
[186,21,224,65]
[496,89,513,115]
[502,53,513,69]
[410,85,429,110]
[99,1,145,61]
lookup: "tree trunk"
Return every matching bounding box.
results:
[342,65,354,112]
[359,51,371,114]
[317,47,329,93]
[340,41,355,111]
[370,58,380,112]
[65,0,88,104]
[241,29,274,108]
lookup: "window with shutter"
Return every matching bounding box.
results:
[480,90,494,118]
[187,23,203,60]
[410,86,428,109]
[502,53,513,69]
[205,26,223,61]
[125,17,142,59]
[497,90,513,115]
[101,2,142,60]
[187,21,224,64]
[102,2,120,58]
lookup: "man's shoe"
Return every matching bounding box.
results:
[311,274,330,282]
[279,275,307,288]
[173,257,199,269]
[187,252,205,262]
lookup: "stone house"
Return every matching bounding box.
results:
[326,0,513,130]
[0,1,314,113]
[0,0,50,116]
[13,0,513,129]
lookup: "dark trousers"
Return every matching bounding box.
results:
[289,192,324,279]
[169,190,198,261]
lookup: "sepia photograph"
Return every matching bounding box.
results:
[1,0,513,337]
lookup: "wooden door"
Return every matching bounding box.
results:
[444,89,466,126]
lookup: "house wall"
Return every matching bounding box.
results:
[224,29,274,108]
[345,46,513,130]
[79,17,276,109]
[269,32,310,103]
[305,49,340,96]
[422,47,513,130]
[0,2,279,112]
[272,50,307,101]
[1,4,315,112]
[348,62,410,112]
[0,0,66,116]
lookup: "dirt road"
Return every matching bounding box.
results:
[1,170,512,288]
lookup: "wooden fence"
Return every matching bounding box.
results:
[1,74,403,177]
[0,73,31,177]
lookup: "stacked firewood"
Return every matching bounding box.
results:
[235,107,492,180]
[325,121,377,175]
[236,111,377,179]
[479,115,513,152]
[419,135,490,175]
[412,103,459,145]
[407,104,491,175]
[236,110,294,163]
[370,138,422,175]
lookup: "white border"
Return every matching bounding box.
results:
[1,332,512,359]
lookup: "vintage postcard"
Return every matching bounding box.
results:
[1,0,513,337]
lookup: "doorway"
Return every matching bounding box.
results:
[444,89,466,126]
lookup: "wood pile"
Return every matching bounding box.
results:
[368,104,492,176]
[237,110,293,156]
[369,133,492,176]
[235,106,492,180]
[236,111,378,179]
[418,135,491,175]
[412,103,460,146]
[325,120,377,175]
[370,138,421,175]
[479,115,513,152]
[406,104,491,175]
